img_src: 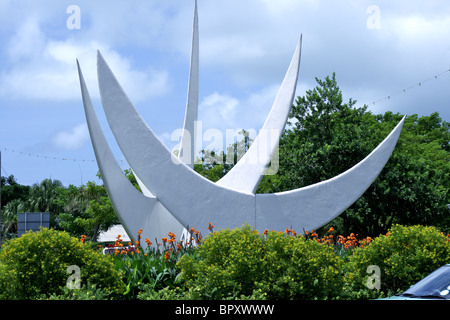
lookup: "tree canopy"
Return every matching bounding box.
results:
[1,176,118,241]
[257,73,449,236]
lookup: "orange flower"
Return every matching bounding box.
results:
[328,227,334,233]
[164,251,170,261]
[162,237,167,243]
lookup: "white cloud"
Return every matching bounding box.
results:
[7,18,46,62]
[0,19,171,103]
[199,92,240,130]
[52,123,89,150]
[197,84,285,144]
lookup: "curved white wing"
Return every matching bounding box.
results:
[216,35,302,193]
[77,61,185,242]
[97,52,255,233]
[133,0,199,196]
[178,0,199,168]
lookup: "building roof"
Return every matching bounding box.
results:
[97,224,131,242]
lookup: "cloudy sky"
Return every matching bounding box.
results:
[0,0,449,187]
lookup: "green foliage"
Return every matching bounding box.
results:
[1,178,63,233]
[177,224,344,300]
[258,73,450,237]
[43,283,111,300]
[113,249,184,299]
[0,228,125,299]
[55,181,118,240]
[194,129,253,182]
[1,199,24,236]
[27,179,63,216]
[258,230,345,300]
[137,284,187,300]
[178,224,265,299]
[346,224,450,297]
[0,175,30,210]
[110,229,200,300]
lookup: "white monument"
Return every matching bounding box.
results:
[77,1,405,242]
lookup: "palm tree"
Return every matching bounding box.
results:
[26,179,64,229]
[1,199,26,234]
[28,179,63,213]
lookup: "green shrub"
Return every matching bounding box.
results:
[178,224,265,299]
[43,283,111,300]
[345,224,450,297]
[0,228,125,299]
[260,230,344,299]
[177,224,344,300]
[137,284,187,300]
[0,261,17,299]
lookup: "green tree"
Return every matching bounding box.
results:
[258,73,449,236]
[1,178,62,233]
[0,175,30,210]
[194,129,253,182]
[1,199,26,235]
[56,181,118,240]
[1,175,30,238]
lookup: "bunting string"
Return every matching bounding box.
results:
[1,147,125,164]
[366,68,450,106]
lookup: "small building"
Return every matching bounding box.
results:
[17,212,50,237]
[97,224,131,243]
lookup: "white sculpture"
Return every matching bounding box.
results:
[77,1,405,242]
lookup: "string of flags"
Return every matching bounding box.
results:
[367,68,450,106]
[1,147,125,164]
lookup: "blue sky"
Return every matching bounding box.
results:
[0,0,449,187]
